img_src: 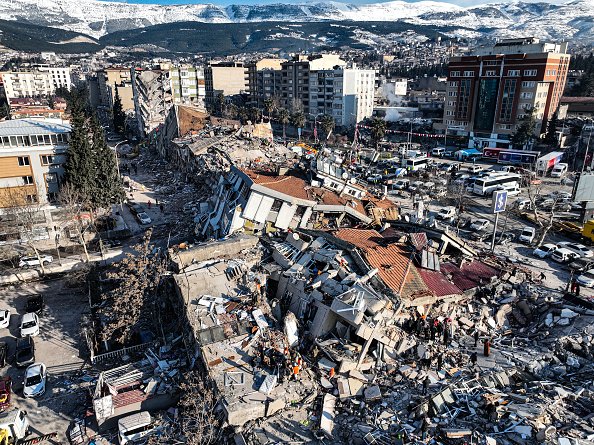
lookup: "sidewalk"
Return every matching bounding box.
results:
[0,248,125,285]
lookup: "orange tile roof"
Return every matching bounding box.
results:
[334,228,428,296]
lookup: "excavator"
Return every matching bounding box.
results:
[0,429,57,445]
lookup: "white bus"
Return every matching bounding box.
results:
[472,173,521,196]
[402,156,429,172]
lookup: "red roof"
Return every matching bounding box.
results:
[334,228,427,296]
[418,269,462,297]
[440,261,499,291]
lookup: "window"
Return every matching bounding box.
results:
[448,81,458,87]
[508,70,520,77]
[520,92,533,99]
[450,71,460,77]
[456,79,472,120]
[485,70,496,76]
[447,101,456,107]
[26,194,38,204]
[448,91,458,97]
[463,71,474,77]
[522,81,536,88]
[18,156,30,166]
[22,176,34,185]
[524,70,537,76]
[499,79,517,122]
[45,173,57,183]
[546,69,557,76]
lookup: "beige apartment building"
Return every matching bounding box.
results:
[204,62,249,107]
[98,68,135,112]
[247,58,285,107]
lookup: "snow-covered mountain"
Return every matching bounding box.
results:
[0,0,593,41]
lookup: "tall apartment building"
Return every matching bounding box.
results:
[204,62,249,107]
[441,38,570,149]
[168,65,206,106]
[0,119,70,243]
[309,65,376,127]
[98,67,135,112]
[280,54,345,111]
[131,68,173,137]
[279,55,375,127]
[247,58,285,107]
[0,66,72,100]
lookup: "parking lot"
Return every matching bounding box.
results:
[0,277,90,443]
[378,156,594,300]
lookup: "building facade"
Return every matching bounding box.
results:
[98,68,135,112]
[247,58,285,108]
[0,119,70,243]
[441,38,570,149]
[168,65,206,106]
[204,62,249,108]
[0,66,72,100]
[131,68,173,137]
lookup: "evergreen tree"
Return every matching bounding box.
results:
[63,106,94,200]
[544,111,559,146]
[511,109,537,149]
[91,115,123,208]
[112,84,126,134]
[370,117,387,148]
[0,102,9,120]
[320,115,335,140]
[277,108,289,139]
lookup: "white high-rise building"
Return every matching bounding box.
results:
[0,66,72,99]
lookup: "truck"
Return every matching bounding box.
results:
[535,151,564,176]
[0,409,56,444]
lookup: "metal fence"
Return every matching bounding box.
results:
[90,341,156,365]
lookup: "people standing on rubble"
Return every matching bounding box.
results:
[420,416,430,441]
[422,375,430,395]
[429,321,436,341]
[474,330,479,347]
[483,338,491,357]
[539,271,546,282]
[437,352,443,372]
[470,351,478,368]
[443,326,450,346]
[159,203,164,213]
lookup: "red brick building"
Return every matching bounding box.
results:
[439,38,570,150]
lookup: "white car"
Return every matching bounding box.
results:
[20,313,39,337]
[470,219,490,231]
[556,241,593,258]
[577,269,594,287]
[137,212,152,225]
[533,243,557,258]
[551,247,580,263]
[0,310,10,329]
[519,227,536,244]
[436,207,456,220]
[23,363,46,398]
[19,255,53,268]
[515,198,532,211]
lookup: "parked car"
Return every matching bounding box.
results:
[533,243,557,259]
[576,269,594,287]
[468,164,483,174]
[550,163,568,178]
[436,207,456,220]
[26,295,44,316]
[486,231,516,245]
[470,219,490,231]
[118,411,156,445]
[515,198,532,211]
[568,258,594,272]
[23,363,46,398]
[19,313,39,338]
[519,227,536,244]
[129,204,145,215]
[19,255,52,269]
[0,310,9,329]
[551,248,580,264]
[392,179,410,190]
[136,212,152,225]
[15,337,35,368]
[367,174,383,183]
[556,241,593,258]
[0,377,11,412]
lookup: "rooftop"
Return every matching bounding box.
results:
[0,118,70,137]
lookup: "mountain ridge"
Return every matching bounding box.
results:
[0,0,592,44]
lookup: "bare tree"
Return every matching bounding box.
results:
[58,183,91,263]
[99,229,165,346]
[146,372,223,445]
[0,185,52,275]
[520,173,560,246]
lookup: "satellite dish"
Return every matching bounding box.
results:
[342,172,349,179]
[292,233,300,241]
[349,178,357,184]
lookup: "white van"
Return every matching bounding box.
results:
[551,248,579,264]
[118,411,155,445]
[431,147,446,157]
[550,163,568,178]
